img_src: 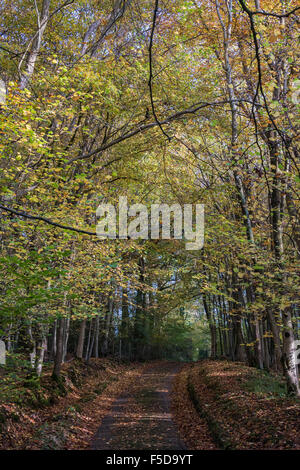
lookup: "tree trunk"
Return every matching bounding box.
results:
[52,317,64,379]
[203,295,217,358]
[93,316,99,359]
[36,335,47,377]
[76,319,86,359]
[62,316,70,362]
[20,0,51,89]
[267,131,300,395]
[103,297,113,356]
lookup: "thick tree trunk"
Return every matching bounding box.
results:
[232,315,246,362]
[266,307,282,372]
[76,319,86,359]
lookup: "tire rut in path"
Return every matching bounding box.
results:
[91,362,186,450]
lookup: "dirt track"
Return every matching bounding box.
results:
[91,362,186,450]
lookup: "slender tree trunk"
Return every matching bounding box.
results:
[286,189,300,254]
[121,287,129,358]
[28,324,36,368]
[85,321,92,361]
[62,316,70,362]
[20,0,51,89]
[86,319,96,364]
[93,316,99,359]
[52,317,64,379]
[103,297,113,356]
[51,320,57,360]
[203,295,217,358]
[282,308,300,395]
[36,335,47,377]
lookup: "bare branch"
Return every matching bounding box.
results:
[148,0,171,141]
[0,203,97,236]
[68,99,255,164]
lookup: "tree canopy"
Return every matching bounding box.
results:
[0,0,299,396]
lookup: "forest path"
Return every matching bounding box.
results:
[91,362,186,450]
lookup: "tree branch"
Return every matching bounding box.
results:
[68,99,254,164]
[0,203,97,236]
[148,0,171,141]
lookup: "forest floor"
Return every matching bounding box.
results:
[173,360,300,450]
[0,358,145,449]
[0,358,299,450]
